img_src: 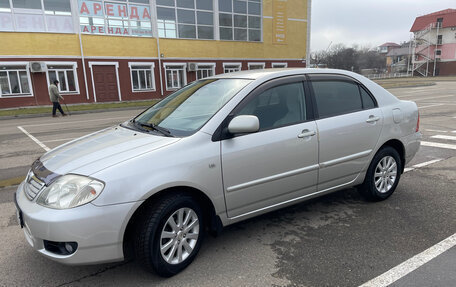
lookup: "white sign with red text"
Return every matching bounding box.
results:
[78,0,152,36]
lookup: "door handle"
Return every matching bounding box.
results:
[298,130,316,138]
[366,116,380,123]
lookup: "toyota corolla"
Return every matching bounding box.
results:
[15,69,421,277]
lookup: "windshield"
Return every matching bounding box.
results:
[132,78,252,137]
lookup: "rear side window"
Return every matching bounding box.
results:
[360,86,376,109]
[237,82,306,131]
[311,80,362,118]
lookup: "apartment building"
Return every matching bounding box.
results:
[410,8,456,76]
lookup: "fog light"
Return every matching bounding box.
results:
[65,242,75,253]
[43,240,78,255]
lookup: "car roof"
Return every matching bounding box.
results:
[212,68,361,81]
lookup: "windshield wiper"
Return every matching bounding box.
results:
[134,120,173,137]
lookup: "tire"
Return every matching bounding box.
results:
[135,192,204,277]
[361,146,402,201]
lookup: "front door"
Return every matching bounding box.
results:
[221,78,319,218]
[92,65,119,102]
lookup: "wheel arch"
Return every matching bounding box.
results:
[377,139,406,173]
[122,186,222,260]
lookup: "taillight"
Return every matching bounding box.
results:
[416,112,420,132]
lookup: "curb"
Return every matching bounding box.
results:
[0,177,25,189]
[0,105,150,120]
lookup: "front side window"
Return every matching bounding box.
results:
[311,80,364,118]
[196,64,215,79]
[237,82,306,131]
[132,78,252,136]
[0,64,31,97]
[130,63,155,91]
[164,64,186,90]
[47,64,78,93]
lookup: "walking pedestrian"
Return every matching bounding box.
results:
[49,80,66,117]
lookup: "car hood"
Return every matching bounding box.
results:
[39,125,180,177]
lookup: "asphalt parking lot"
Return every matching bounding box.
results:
[0,82,455,286]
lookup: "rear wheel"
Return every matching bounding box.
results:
[361,146,402,201]
[135,193,204,277]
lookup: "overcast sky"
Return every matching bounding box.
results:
[310,0,455,52]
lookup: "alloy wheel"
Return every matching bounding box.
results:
[374,156,397,194]
[160,208,200,265]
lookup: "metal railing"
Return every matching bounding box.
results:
[367,73,411,80]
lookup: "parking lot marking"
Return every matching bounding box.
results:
[421,141,456,150]
[20,116,130,128]
[17,126,50,152]
[431,135,456,141]
[404,158,443,173]
[425,129,448,133]
[410,95,455,101]
[359,233,456,287]
[418,104,444,109]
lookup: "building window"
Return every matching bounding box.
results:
[248,62,265,70]
[0,63,32,97]
[219,0,262,42]
[129,62,155,92]
[435,50,442,56]
[196,63,215,79]
[0,0,73,33]
[0,0,11,12]
[12,0,42,10]
[223,63,242,73]
[79,0,152,37]
[164,63,186,90]
[44,0,72,16]
[437,35,442,45]
[436,17,443,28]
[157,0,214,39]
[271,62,287,68]
[46,63,79,93]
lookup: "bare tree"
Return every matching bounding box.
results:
[311,43,385,72]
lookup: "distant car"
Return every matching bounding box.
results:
[15,69,421,277]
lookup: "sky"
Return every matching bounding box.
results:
[310,0,456,52]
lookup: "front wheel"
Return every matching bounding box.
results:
[135,193,204,277]
[361,146,402,201]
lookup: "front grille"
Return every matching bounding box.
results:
[24,171,45,200]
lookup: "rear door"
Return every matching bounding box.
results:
[308,74,383,191]
[220,76,319,218]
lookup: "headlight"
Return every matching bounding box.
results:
[36,174,104,209]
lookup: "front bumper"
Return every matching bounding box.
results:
[15,181,142,265]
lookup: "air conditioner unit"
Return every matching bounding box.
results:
[30,62,47,73]
[187,62,197,72]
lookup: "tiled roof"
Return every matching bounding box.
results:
[410,8,456,32]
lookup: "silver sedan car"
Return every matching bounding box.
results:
[15,69,421,277]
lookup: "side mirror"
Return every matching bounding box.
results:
[227,115,260,134]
